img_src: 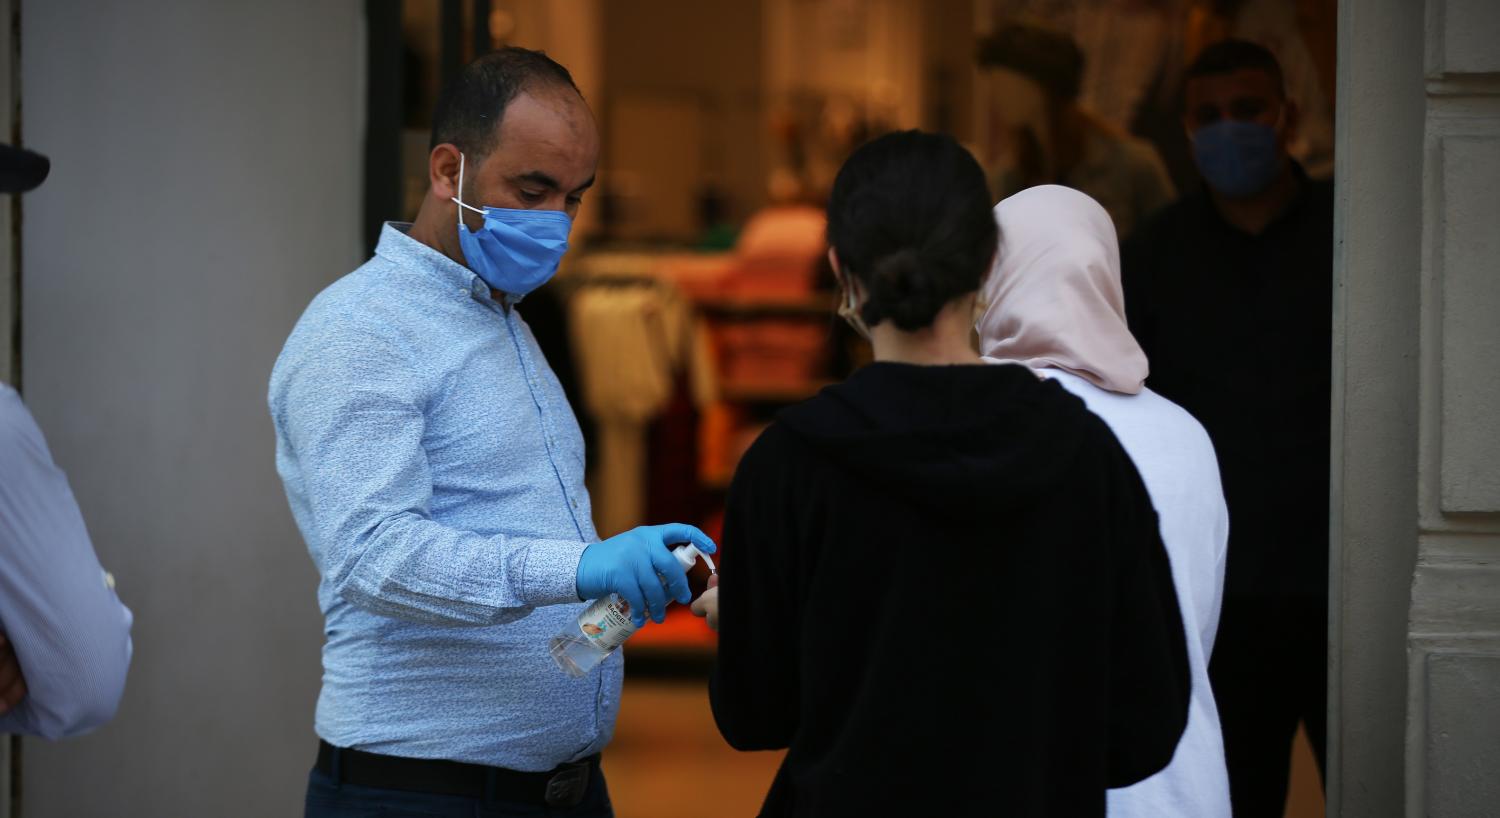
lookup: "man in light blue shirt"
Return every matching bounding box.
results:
[0,143,133,740]
[270,48,713,815]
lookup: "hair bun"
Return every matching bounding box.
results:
[825,130,998,333]
[866,247,946,331]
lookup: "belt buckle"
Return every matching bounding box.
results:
[544,761,590,808]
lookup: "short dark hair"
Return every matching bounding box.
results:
[1186,39,1286,98]
[429,47,580,157]
[975,23,1084,101]
[826,131,998,332]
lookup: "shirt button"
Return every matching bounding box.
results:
[571,498,579,509]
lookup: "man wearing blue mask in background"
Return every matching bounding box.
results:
[270,48,713,817]
[1121,40,1331,818]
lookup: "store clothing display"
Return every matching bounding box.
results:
[723,204,829,297]
[568,281,715,536]
[989,0,1191,133]
[1073,1,1188,133]
[710,362,1190,817]
[646,371,704,526]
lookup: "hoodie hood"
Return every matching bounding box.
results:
[776,362,1094,516]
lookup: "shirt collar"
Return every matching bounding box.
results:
[375,222,492,299]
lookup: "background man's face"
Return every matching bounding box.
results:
[987,67,1052,146]
[463,87,600,229]
[1184,68,1295,157]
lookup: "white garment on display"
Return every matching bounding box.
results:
[568,282,715,537]
[1073,2,1181,131]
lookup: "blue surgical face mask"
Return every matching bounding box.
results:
[451,153,572,298]
[1192,117,1283,198]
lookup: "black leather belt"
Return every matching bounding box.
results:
[315,740,597,808]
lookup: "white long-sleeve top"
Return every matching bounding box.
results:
[1041,367,1232,818]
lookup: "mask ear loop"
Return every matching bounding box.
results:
[450,152,486,224]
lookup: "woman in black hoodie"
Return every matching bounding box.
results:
[690,131,1190,817]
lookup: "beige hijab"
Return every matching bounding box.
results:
[976,185,1148,395]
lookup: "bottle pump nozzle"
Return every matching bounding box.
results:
[672,543,717,574]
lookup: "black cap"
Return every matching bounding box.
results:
[0,143,50,193]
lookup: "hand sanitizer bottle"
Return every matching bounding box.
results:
[549,544,715,678]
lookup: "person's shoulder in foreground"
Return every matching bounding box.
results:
[0,384,133,739]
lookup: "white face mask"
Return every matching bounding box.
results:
[837,282,872,341]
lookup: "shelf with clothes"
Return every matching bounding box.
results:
[696,293,836,318]
[562,269,717,541]
[560,217,848,661]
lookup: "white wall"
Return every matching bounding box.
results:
[18,2,363,815]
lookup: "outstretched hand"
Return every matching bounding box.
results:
[690,573,720,631]
[576,524,717,627]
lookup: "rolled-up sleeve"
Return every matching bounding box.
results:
[271,326,586,627]
[0,388,133,740]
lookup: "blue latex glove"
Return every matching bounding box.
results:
[576,524,718,627]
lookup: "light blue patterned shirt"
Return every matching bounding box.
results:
[268,223,618,771]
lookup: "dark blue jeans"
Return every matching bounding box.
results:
[304,766,614,818]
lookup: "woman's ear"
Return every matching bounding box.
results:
[828,248,845,287]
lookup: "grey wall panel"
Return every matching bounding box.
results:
[1424,652,1500,817]
[18,2,363,815]
[1437,134,1500,513]
[1428,0,1500,76]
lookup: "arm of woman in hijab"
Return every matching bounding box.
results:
[1096,422,1192,788]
